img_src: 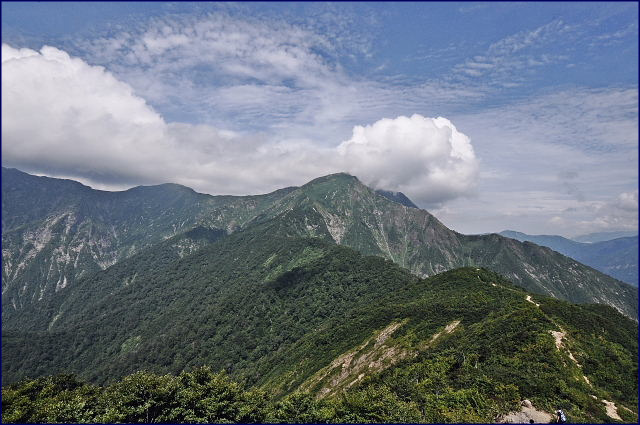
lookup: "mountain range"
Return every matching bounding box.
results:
[573,230,638,244]
[2,167,638,423]
[2,168,637,319]
[499,230,638,286]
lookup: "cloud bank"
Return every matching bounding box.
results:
[548,189,638,235]
[1,43,478,205]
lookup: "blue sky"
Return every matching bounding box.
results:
[2,2,638,236]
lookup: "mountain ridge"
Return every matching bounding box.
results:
[231,173,637,316]
[2,167,637,319]
[3,236,637,422]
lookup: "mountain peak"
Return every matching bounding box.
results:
[300,173,420,210]
[294,173,366,202]
[301,172,360,187]
[125,182,199,195]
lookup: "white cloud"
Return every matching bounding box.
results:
[1,44,168,184]
[1,43,291,192]
[78,13,343,121]
[74,12,485,139]
[593,22,637,44]
[452,20,574,86]
[555,191,639,235]
[435,87,638,236]
[487,20,571,56]
[2,7,636,238]
[1,43,478,206]
[338,115,479,205]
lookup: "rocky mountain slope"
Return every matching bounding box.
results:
[1,167,294,310]
[3,168,637,319]
[500,230,638,286]
[3,168,637,423]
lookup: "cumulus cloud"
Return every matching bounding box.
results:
[338,115,479,205]
[1,43,308,192]
[2,44,169,185]
[1,43,478,206]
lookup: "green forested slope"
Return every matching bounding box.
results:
[2,220,420,384]
[243,173,638,317]
[3,209,638,423]
[3,264,637,423]
[3,168,638,423]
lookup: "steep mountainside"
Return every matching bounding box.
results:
[3,223,420,384]
[242,174,637,317]
[3,225,637,423]
[1,167,294,309]
[500,230,638,286]
[3,168,637,319]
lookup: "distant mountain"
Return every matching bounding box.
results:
[2,168,637,320]
[374,189,419,208]
[500,230,638,286]
[573,230,638,244]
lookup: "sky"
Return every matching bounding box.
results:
[2,1,638,237]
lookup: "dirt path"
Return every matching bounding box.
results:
[550,329,591,385]
[517,290,627,422]
[550,330,580,366]
[498,399,553,423]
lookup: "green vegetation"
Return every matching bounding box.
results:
[3,232,637,423]
[2,168,638,423]
[2,368,268,424]
[1,166,294,313]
